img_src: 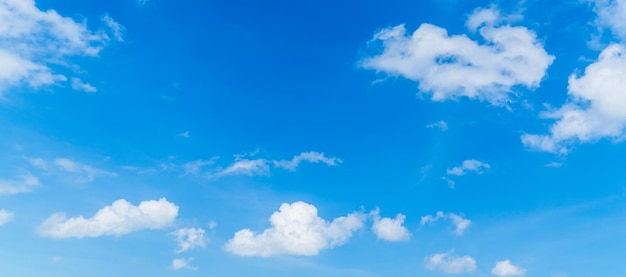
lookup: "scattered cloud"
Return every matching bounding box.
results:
[70,78,97,93]
[272,151,342,171]
[172,228,207,254]
[522,44,626,154]
[177,131,190,138]
[447,159,490,176]
[27,157,48,170]
[53,158,115,183]
[39,198,179,239]
[171,258,198,271]
[224,201,365,257]
[211,159,271,178]
[427,120,449,131]
[102,14,125,42]
[183,159,217,176]
[492,260,526,276]
[361,6,554,105]
[421,211,471,235]
[0,209,14,226]
[0,0,116,96]
[425,252,477,274]
[370,208,411,242]
[0,172,40,196]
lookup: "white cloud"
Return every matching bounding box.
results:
[425,252,477,274]
[183,159,216,175]
[39,198,179,239]
[446,159,490,176]
[177,131,190,138]
[370,208,410,242]
[492,260,526,277]
[171,258,198,271]
[593,0,626,41]
[172,228,207,254]
[0,209,14,226]
[0,0,114,96]
[70,77,97,93]
[53,158,115,183]
[102,14,124,42]
[27,157,48,169]
[51,256,63,263]
[273,151,342,171]
[0,172,40,195]
[224,201,365,257]
[361,6,554,105]
[212,159,270,178]
[522,44,626,153]
[427,120,448,131]
[421,211,471,235]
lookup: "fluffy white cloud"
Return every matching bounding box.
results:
[0,172,40,195]
[593,0,626,41]
[53,158,115,183]
[370,208,410,242]
[361,7,554,105]
[425,252,477,274]
[421,211,471,235]
[0,209,14,226]
[70,77,97,93]
[446,159,490,176]
[492,260,526,277]
[427,120,448,131]
[273,151,342,171]
[522,44,626,153]
[224,201,365,257]
[0,0,118,96]
[39,198,179,239]
[171,258,197,271]
[172,228,207,254]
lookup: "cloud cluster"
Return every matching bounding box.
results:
[425,252,477,274]
[39,198,179,238]
[0,172,40,195]
[0,0,123,96]
[446,159,490,176]
[492,260,526,277]
[421,211,471,235]
[371,208,411,242]
[593,0,626,41]
[361,7,554,105]
[0,209,14,226]
[172,228,207,254]
[224,201,365,257]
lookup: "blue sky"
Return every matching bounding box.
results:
[2,0,626,276]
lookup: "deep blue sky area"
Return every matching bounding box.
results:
[1,0,626,276]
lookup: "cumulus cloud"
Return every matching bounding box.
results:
[0,0,117,96]
[425,252,477,274]
[446,159,490,176]
[39,198,179,239]
[593,0,626,41]
[171,258,197,271]
[492,260,526,276]
[361,6,554,105]
[370,208,411,242]
[53,158,115,183]
[172,228,207,254]
[273,151,342,171]
[522,44,626,153]
[0,172,40,195]
[0,209,14,226]
[70,77,97,93]
[421,211,471,235]
[427,120,449,131]
[224,201,365,257]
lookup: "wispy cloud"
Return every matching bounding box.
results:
[0,209,14,226]
[0,172,40,196]
[421,211,471,236]
[272,151,342,171]
[425,252,476,274]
